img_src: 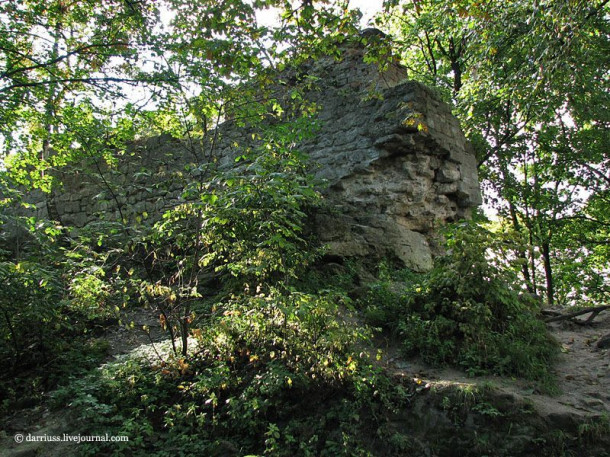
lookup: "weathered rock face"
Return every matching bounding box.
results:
[295,47,480,270]
[23,43,481,272]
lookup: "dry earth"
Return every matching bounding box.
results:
[379,309,610,423]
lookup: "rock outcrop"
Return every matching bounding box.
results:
[19,42,481,272]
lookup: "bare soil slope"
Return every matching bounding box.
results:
[379,309,610,427]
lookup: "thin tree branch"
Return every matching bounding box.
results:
[0,75,176,94]
[544,305,610,323]
[0,42,130,80]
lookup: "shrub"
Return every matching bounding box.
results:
[132,118,323,356]
[55,289,415,456]
[361,223,558,385]
[0,216,127,413]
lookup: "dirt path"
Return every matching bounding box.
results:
[377,309,610,425]
[541,311,609,415]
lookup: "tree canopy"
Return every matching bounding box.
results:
[380,0,610,306]
[1,0,608,304]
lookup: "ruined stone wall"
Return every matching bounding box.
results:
[25,44,481,272]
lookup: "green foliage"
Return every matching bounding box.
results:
[0,216,65,366]
[438,384,502,427]
[361,223,558,386]
[55,289,415,456]
[0,257,63,362]
[362,261,424,329]
[0,0,157,190]
[0,253,111,412]
[0,214,134,414]
[380,0,610,307]
[4,1,608,454]
[133,116,323,356]
[578,414,610,443]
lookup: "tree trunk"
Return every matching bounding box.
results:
[507,201,535,294]
[541,240,554,306]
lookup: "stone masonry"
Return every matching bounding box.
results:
[23,42,481,272]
